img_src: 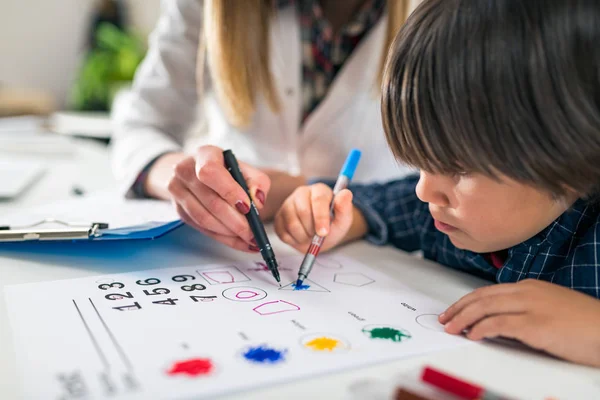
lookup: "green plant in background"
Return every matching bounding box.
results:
[70,23,145,111]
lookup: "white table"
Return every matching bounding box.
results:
[1,140,600,400]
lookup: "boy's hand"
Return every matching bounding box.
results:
[274,183,367,253]
[257,169,307,222]
[440,279,600,367]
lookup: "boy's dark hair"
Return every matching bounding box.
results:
[382,0,600,199]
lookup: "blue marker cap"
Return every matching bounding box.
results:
[340,149,362,180]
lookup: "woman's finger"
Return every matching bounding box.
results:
[240,160,271,209]
[195,181,254,243]
[174,152,255,243]
[174,202,205,233]
[169,176,237,237]
[196,226,260,253]
[193,146,252,213]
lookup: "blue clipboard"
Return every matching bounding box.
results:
[0,219,184,243]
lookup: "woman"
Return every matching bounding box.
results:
[112,0,416,252]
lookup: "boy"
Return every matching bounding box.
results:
[274,0,600,367]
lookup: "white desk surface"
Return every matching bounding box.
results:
[1,140,600,400]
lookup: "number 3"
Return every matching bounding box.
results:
[98,282,124,290]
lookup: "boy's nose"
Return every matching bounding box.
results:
[415,171,450,207]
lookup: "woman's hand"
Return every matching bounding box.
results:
[274,183,368,253]
[440,279,600,367]
[145,145,271,252]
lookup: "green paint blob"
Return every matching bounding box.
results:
[364,327,411,342]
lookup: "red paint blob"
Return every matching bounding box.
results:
[167,358,214,377]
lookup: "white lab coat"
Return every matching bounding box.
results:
[111,0,414,194]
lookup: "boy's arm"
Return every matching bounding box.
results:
[347,175,428,252]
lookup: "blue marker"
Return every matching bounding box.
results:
[296,149,361,287]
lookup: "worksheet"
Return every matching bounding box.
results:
[5,255,467,399]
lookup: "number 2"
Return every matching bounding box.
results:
[105,292,134,301]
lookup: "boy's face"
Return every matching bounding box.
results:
[416,171,576,253]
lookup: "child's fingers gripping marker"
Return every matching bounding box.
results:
[310,183,335,237]
[326,189,354,245]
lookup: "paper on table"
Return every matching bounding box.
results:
[0,194,179,230]
[4,254,469,400]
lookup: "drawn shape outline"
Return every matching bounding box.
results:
[253,300,300,316]
[315,257,343,269]
[197,265,251,286]
[279,278,330,293]
[415,314,445,332]
[333,272,375,287]
[222,287,267,302]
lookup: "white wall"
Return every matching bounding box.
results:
[0,0,161,108]
[128,0,162,38]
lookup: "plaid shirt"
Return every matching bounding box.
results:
[280,0,385,121]
[348,175,600,299]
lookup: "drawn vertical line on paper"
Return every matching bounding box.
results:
[88,298,133,370]
[72,299,110,370]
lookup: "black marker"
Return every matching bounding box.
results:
[223,150,281,286]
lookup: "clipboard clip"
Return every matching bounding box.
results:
[0,220,109,242]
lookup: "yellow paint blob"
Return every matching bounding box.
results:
[304,337,341,352]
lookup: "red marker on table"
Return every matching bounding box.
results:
[421,366,513,400]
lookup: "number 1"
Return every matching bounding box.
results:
[113,302,142,311]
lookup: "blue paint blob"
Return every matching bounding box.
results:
[292,283,310,291]
[243,345,286,364]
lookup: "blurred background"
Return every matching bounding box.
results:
[0,0,162,207]
[1,0,159,117]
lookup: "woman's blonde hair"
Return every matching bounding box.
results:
[201,0,411,128]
